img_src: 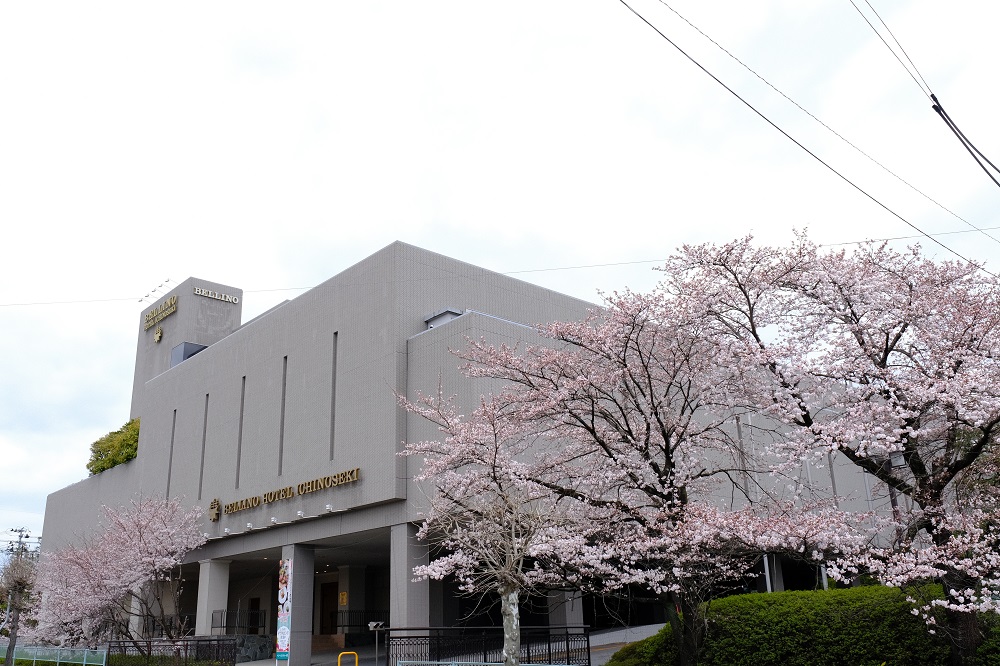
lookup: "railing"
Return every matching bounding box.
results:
[399,662,573,666]
[211,609,267,635]
[385,627,590,666]
[6,646,107,666]
[143,614,196,638]
[336,610,390,632]
[106,638,236,666]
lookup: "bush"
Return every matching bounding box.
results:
[702,586,950,666]
[972,613,1000,666]
[604,626,676,666]
[606,586,958,666]
[86,418,139,475]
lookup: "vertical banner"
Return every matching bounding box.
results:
[276,558,292,662]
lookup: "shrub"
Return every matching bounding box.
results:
[604,625,675,666]
[86,418,139,475]
[972,614,1000,666]
[606,586,957,666]
[702,586,949,666]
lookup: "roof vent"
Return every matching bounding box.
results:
[170,342,208,368]
[424,308,464,330]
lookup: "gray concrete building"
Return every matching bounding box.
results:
[42,242,598,663]
[42,241,891,663]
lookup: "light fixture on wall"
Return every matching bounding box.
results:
[271,517,278,524]
[296,510,305,518]
[325,504,333,512]
[224,528,231,535]
[137,278,175,303]
[246,523,253,530]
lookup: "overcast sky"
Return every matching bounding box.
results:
[2,0,998,547]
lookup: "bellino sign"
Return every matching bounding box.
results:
[193,286,240,303]
[217,467,361,517]
[143,295,177,331]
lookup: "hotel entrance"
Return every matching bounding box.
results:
[190,526,399,663]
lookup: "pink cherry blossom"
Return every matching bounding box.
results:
[28,496,205,647]
[669,235,1000,663]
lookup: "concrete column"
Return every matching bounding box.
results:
[280,544,315,666]
[195,559,231,636]
[547,591,583,627]
[389,523,429,629]
[770,555,786,592]
[129,593,145,638]
[337,565,367,633]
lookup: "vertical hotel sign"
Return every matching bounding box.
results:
[276,559,291,662]
[144,295,177,331]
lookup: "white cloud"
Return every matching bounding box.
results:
[2,0,999,541]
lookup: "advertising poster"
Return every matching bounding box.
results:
[276,558,292,662]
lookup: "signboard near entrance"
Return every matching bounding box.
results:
[276,559,292,662]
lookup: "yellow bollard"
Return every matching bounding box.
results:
[337,651,359,666]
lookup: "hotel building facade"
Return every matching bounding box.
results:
[42,242,879,664]
[42,243,600,664]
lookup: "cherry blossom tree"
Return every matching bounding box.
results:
[29,497,205,647]
[666,236,1000,665]
[405,290,860,666]
[1,537,37,666]
[403,393,609,666]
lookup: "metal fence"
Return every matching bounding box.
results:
[386,627,590,666]
[399,662,574,666]
[106,638,236,666]
[5,646,107,666]
[143,614,196,638]
[336,610,389,632]
[210,610,267,635]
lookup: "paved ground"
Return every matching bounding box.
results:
[587,624,665,666]
[243,624,665,666]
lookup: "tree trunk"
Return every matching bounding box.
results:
[4,592,21,666]
[499,586,521,666]
[665,592,705,666]
[944,607,979,666]
[665,596,684,666]
[941,569,982,666]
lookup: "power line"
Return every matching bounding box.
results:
[4,223,1000,311]
[0,296,139,308]
[847,0,931,98]
[859,0,933,95]
[653,0,1000,247]
[503,259,665,274]
[821,225,1000,247]
[0,261,663,308]
[847,0,1000,192]
[933,95,1000,191]
[616,0,993,276]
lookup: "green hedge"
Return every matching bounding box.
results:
[703,586,950,666]
[974,613,1000,666]
[605,586,989,666]
[604,629,676,666]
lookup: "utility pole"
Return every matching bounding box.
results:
[3,528,34,666]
